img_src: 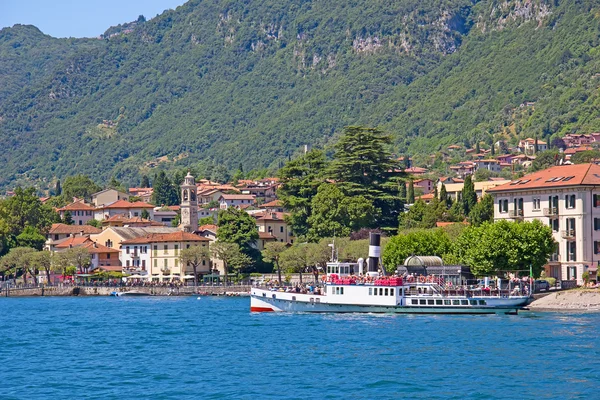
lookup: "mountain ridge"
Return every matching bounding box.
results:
[1,0,599,190]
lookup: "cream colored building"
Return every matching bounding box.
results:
[255,212,294,244]
[120,231,211,280]
[438,179,511,201]
[488,163,600,284]
[91,189,130,207]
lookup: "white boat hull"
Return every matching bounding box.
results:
[251,288,529,315]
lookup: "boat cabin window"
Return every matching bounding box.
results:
[452,300,460,305]
[436,300,443,305]
[390,289,394,296]
[374,289,378,296]
[368,288,372,295]
[384,288,389,296]
[272,294,276,299]
[411,299,418,305]
[428,299,434,305]
[379,288,383,296]
[340,287,344,295]
[444,300,451,305]
[335,287,340,295]
[470,300,477,306]
[461,300,468,306]
[479,300,487,306]
[419,299,426,305]
[292,296,296,301]
[316,298,320,303]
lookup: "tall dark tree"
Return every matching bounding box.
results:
[278,149,328,238]
[63,211,74,225]
[328,126,402,229]
[399,180,407,202]
[469,194,494,227]
[462,175,477,216]
[151,171,179,206]
[407,180,415,204]
[55,180,62,196]
[140,175,150,188]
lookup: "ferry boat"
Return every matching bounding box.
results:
[250,234,531,315]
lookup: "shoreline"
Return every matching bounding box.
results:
[528,289,600,311]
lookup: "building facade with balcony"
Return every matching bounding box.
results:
[120,231,211,279]
[488,163,600,284]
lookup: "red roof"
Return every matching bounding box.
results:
[256,212,288,221]
[99,200,155,209]
[121,231,210,244]
[55,236,93,248]
[259,200,282,208]
[198,224,217,232]
[488,163,600,193]
[57,201,95,212]
[258,232,278,240]
[49,223,101,235]
[83,242,120,253]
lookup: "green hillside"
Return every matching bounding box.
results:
[1,0,600,189]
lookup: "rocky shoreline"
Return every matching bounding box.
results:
[529,290,600,311]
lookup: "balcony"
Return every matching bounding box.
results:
[508,209,524,219]
[549,253,560,262]
[543,207,558,217]
[161,267,171,275]
[131,250,139,258]
[561,230,576,239]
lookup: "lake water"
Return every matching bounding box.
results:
[0,296,598,399]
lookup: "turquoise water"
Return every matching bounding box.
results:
[0,297,598,399]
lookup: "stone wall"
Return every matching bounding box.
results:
[1,285,251,297]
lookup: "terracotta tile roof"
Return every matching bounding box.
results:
[436,221,469,227]
[121,231,211,244]
[83,242,120,253]
[198,224,218,232]
[57,201,95,212]
[259,200,282,208]
[103,215,163,226]
[98,200,155,209]
[256,212,288,221]
[488,163,600,193]
[55,236,93,248]
[49,223,101,235]
[405,167,428,174]
[417,193,435,200]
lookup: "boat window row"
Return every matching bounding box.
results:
[329,287,345,295]
[369,287,395,296]
[410,299,487,306]
[327,265,355,275]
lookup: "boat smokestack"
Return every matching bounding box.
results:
[357,258,364,275]
[367,232,381,277]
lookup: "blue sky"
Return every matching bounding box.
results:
[0,0,188,38]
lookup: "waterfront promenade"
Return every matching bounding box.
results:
[0,283,251,297]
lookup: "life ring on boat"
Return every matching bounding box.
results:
[321,275,327,282]
[419,276,426,283]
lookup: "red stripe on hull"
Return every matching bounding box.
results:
[251,306,275,312]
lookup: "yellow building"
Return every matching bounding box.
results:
[120,231,211,279]
[255,212,294,244]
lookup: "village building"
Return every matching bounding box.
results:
[259,200,285,213]
[411,179,435,195]
[57,200,96,226]
[438,179,510,201]
[488,163,600,285]
[120,232,211,280]
[254,212,294,244]
[517,138,547,155]
[128,187,154,203]
[197,188,226,205]
[93,200,155,221]
[219,194,256,209]
[404,166,428,175]
[473,159,501,173]
[45,223,101,252]
[562,133,600,148]
[91,189,130,207]
[101,215,163,228]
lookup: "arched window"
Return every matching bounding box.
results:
[183,189,189,201]
[190,191,196,201]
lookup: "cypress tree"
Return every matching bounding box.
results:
[440,183,449,207]
[399,180,407,202]
[462,175,477,216]
[407,180,415,204]
[141,175,150,188]
[55,179,62,196]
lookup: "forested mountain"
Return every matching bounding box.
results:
[1,0,599,190]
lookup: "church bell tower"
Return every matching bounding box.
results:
[180,171,198,233]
